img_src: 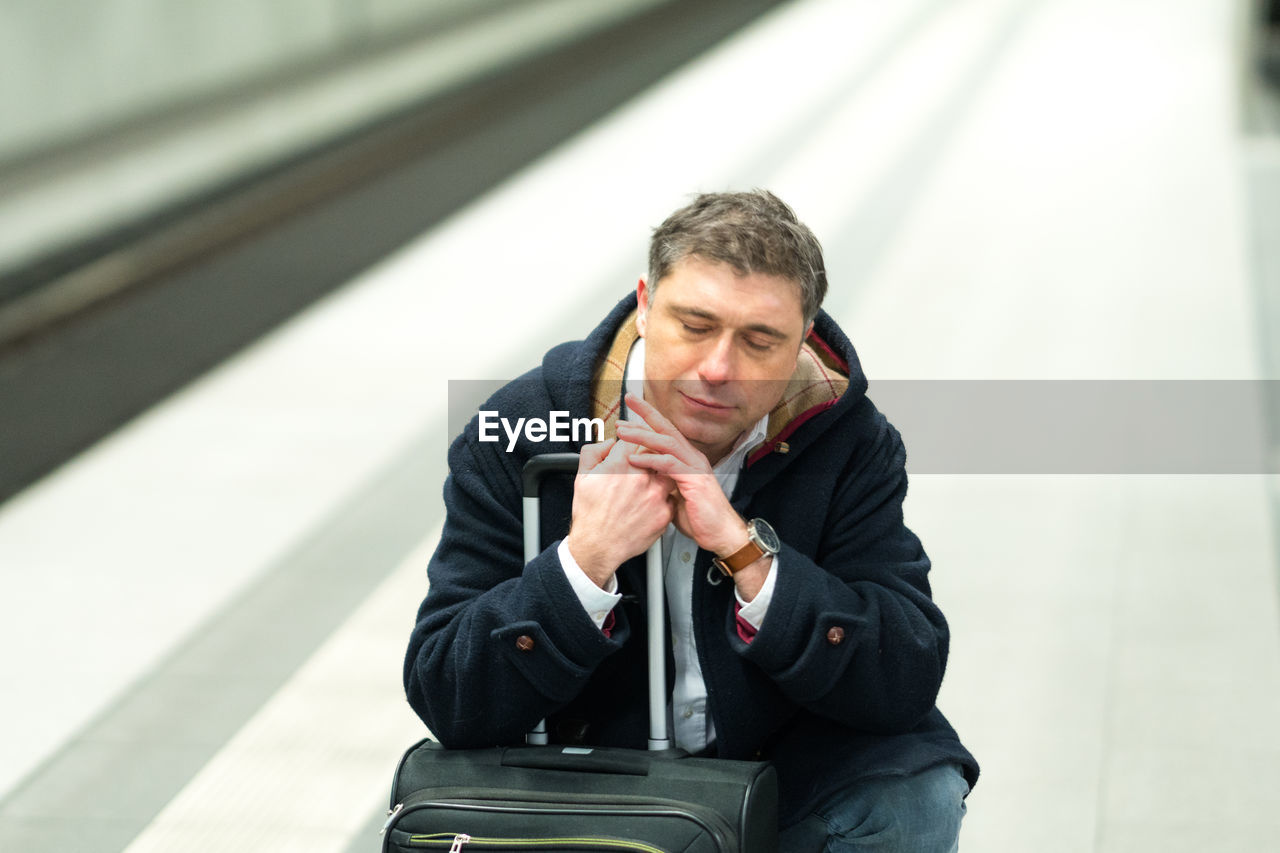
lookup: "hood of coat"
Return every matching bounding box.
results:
[540,291,869,470]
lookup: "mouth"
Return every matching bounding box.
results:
[678,390,735,413]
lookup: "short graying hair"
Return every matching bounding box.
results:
[648,189,827,325]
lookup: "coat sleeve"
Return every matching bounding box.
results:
[402,427,629,748]
[732,413,948,735]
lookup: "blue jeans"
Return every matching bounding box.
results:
[784,763,970,852]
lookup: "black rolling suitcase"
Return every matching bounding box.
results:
[383,453,780,853]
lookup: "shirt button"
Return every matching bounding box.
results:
[682,706,694,719]
[826,627,845,646]
[681,551,692,563]
[516,635,535,652]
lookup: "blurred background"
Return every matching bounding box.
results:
[2,0,1280,850]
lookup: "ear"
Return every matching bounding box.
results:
[796,320,814,359]
[635,278,650,337]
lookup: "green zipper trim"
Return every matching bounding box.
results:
[407,833,666,853]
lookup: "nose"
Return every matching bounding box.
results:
[697,334,735,385]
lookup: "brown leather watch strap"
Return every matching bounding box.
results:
[713,538,765,576]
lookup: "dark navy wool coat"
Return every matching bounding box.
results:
[404,293,979,823]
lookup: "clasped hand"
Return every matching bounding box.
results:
[564,393,747,589]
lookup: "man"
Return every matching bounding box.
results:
[404,190,978,851]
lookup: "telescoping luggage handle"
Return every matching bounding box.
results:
[521,453,670,752]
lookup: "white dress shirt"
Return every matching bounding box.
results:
[556,337,780,752]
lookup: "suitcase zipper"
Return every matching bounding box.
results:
[409,831,667,853]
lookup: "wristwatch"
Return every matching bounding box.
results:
[712,518,781,577]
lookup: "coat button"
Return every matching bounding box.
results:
[516,635,535,652]
[826,626,845,645]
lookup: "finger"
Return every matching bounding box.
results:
[594,438,646,476]
[624,392,680,436]
[617,423,710,474]
[622,395,714,471]
[626,450,688,479]
[613,438,648,462]
[578,438,616,472]
[615,422,684,457]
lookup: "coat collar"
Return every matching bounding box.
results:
[587,307,851,465]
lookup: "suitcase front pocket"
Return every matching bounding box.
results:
[385,794,733,853]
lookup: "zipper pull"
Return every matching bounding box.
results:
[379,803,403,835]
[449,833,472,853]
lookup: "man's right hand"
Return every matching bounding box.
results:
[564,438,675,588]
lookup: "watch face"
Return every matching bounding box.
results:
[750,518,781,553]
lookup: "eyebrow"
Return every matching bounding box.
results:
[668,305,790,340]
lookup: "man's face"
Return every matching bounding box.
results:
[636,255,811,465]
